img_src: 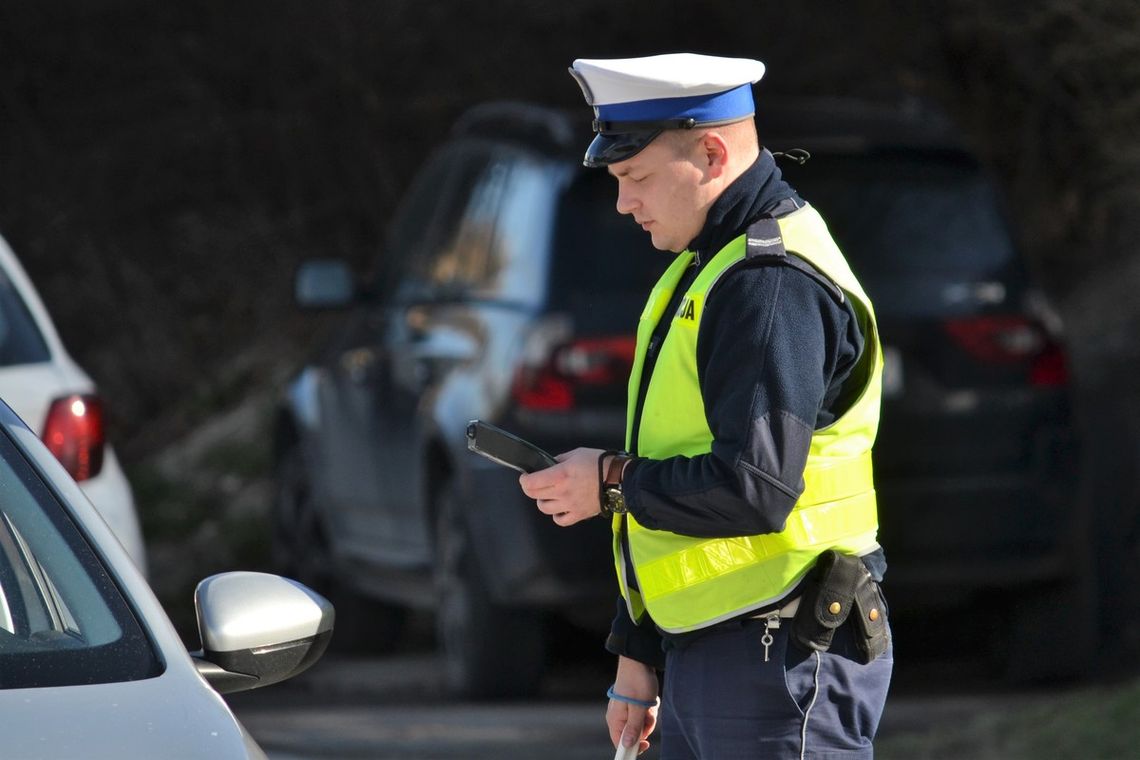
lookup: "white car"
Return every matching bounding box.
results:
[0,397,334,757]
[0,232,145,573]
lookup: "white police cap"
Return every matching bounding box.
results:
[569,53,766,167]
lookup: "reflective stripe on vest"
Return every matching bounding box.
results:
[614,205,884,633]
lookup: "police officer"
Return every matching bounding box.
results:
[519,53,893,758]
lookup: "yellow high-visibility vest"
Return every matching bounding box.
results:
[615,205,883,633]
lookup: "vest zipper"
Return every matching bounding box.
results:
[629,263,702,455]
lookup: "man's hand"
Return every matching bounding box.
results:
[606,656,659,755]
[519,447,608,526]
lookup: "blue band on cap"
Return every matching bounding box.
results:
[595,84,755,126]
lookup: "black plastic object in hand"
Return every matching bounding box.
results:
[466,420,558,474]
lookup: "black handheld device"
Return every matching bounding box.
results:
[466,420,558,474]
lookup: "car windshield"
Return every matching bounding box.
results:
[0,266,51,367]
[0,427,161,689]
[782,151,1025,317]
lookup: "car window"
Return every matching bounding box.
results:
[0,428,161,689]
[416,156,511,299]
[0,267,51,367]
[783,151,1024,317]
[549,170,669,332]
[468,153,563,305]
[370,146,456,300]
[390,143,498,303]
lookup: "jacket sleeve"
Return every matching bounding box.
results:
[604,596,667,670]
[622,262,864,538]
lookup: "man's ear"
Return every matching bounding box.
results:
[700,131,730,178]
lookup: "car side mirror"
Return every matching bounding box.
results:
[190,571,335,694]
[295,258,355,309]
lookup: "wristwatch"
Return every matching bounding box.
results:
[601,454,630,516]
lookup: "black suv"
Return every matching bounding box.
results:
[273,99,1080,696]
[758,100,1081,680]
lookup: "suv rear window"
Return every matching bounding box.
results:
[0,268,51,367]
[782,151,1024,318]
[549,152,1022,325]
[550,171,668,332]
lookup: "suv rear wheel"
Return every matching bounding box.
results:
[434,474,546,699]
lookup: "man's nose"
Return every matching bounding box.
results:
[615,187,637,216]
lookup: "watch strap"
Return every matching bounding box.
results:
[605,453,630,487]
[597,449,628,517]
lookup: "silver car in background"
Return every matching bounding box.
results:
[0,232,146,572]
[0,399,334,758]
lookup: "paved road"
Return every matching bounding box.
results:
[228,648,640,759]
[225,629,1019,760]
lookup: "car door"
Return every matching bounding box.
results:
[312,149,455,561]
[325,143,500,566]
[374,145,511,561]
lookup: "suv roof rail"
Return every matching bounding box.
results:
[757,95,965,153]
[452,101,580,155]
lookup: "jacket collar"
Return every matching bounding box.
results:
[688,149,800,264]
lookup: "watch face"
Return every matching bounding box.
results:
[605,486,627,514]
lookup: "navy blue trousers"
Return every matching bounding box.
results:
[659,616,893,759]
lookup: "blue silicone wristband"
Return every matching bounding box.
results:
[606,684,656,708]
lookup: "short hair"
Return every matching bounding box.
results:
[657,117,758,159]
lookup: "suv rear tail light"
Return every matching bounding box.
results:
[942,315,1068,387]
[513,333,636,412]
[42,394,106,481]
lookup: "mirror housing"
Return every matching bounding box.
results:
[294,258,355,309]
[191,571,334,694]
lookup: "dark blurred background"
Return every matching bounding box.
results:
[2,0,1139,652]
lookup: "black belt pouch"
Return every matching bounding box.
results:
[791,549,890,664]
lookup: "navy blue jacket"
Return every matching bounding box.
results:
[607,150,887,668]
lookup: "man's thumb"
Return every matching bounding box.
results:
[620,720,639,747]
[613,726,639,760]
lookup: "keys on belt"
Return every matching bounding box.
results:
[753,596,801,663]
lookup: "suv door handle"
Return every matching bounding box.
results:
[410,328,478,362]
[339,347,378,383]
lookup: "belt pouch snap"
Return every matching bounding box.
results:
[852,578,890,664]
[791,549,860,653]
